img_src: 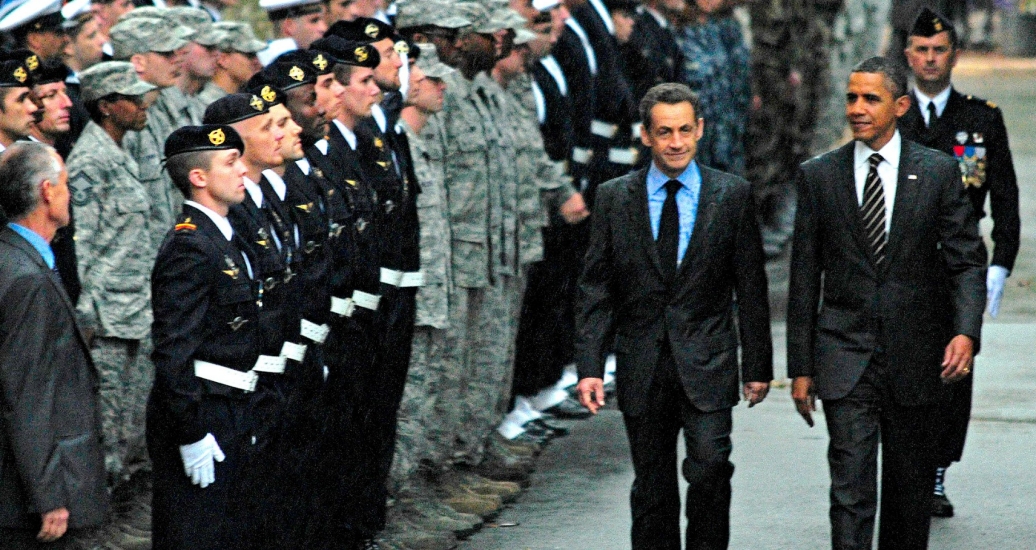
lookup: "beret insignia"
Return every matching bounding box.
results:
[373,137,383,149]
[365,23,379,38]
[314,54,328,71]
[355,46,369,63]
[25,55,38,71]
[250,95,264,111]
[13,67,26,83]
[289,65,305,81]
[209,128,226,145]
[933,18,943,32]
[261,86,277,102]
[394,41,409,55]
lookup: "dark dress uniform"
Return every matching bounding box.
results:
[148,204,280,550]
[627,6,685,104]
[900,88,1020,470]
[351,114,421,537]
[552,22,596,191]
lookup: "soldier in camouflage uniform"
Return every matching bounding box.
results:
[200,22,267,106]
[743,0,843,254]
[168,7,225,118]
[109,15,198,251]
[67,61,159,550]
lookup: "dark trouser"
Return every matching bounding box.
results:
[147,392,273,550]
[510,223,586,401]
[621,347,734,550]
[0,528,98,549]
[934,373,972,467]
[352,286,416,537]
[823,359,939,550]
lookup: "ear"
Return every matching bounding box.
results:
[893,94,911,118]
[129,53,147,76]
[639,121,651,147]
[694,117,705,140]
[188,167,208,191]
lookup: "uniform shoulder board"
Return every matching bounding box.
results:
[175,217,197,232]
[965,94,997,109]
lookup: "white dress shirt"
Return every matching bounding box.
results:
[914,86,951,126]
[853,130,902,234]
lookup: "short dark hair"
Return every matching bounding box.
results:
[0,141,62,220]
[166,150,217,198]
[850,56,908,99]
[639,83,701,131]
[332,63,358,86]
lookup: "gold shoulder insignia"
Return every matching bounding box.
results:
[986,100,997,109]
[346,179,357,187]
[175,222,197,231]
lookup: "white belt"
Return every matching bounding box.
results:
[194,360,259,392]
[331,290,381,317]
[252,354,287,374]
[280,342,307,362]
[380,268,424,288]
[591,119,617,139]
[400,271,424,287]
[571,147,592,164]
[630,122,643,139]
[608,147,639,165]
[300,319,330,344]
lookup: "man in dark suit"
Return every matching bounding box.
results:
[787,56,987,550]
[0,141,108,549]
[899,9,1020,517]
[575,83,772,550]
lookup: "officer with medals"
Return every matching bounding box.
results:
[899,7,1021,519]
[147,124,281,549]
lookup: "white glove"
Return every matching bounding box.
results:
[987,265,1009,318]
[179,433,225,489]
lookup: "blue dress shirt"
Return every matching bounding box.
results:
[8,222,55,269]
[647,161,701,265]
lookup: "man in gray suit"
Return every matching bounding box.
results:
[787,57,986,550]
[575,83,772,550]
[0,141,108,549]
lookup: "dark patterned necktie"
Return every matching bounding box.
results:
[861,153,887,266]
[927,102,938,128]
[657,179,681,282]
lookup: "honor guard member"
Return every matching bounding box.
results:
[57,0,103,155]
[0,54,38,152]
[569,0,639,198]
[0,0,68,61]
[65,62,158,547]
[148,124,278,550]
[169,7,224,117]
[108,15,195,251]
[617,0,684,105]
[257,0,328,65]
[899,7,1021,519]
[203,22,265,105]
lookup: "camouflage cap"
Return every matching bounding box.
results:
[212,21,266,54]
[453,1,502,34]
[414,43,455,79]
[513,27,538,46]
[80,61,158,102]
[169,7,222,47]
[489,6,528,32]
[110,16,191,58]
[394,0,471,31]
[118,7,196,41]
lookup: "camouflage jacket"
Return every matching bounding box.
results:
[124,86,201,250]
[402,117,453,328]
[439,71,502,288]
[194,81,228,109]
[67,122,153,339]
[473,72,519,277]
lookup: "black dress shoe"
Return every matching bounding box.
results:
[529,418,570,437]
[543,397,592,419]
[931,494,954,517]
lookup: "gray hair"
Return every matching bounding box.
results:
[639,83,702,131]
[0,141,63,221]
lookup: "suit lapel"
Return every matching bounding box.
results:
[885,140,922,268]
[1,229,91,352]
[833,143,874,266]
[625,169,664,279]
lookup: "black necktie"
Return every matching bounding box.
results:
[657,179,681,282]
[861,153,887,266]
[927,102,938,128]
